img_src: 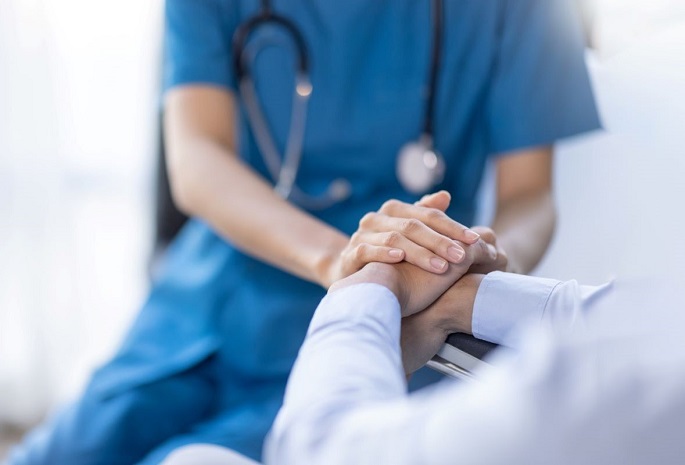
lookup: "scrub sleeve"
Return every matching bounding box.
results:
[485,0,600,155]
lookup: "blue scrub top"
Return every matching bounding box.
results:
[92,0,600,460]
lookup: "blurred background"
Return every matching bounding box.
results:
[1,0,684,455]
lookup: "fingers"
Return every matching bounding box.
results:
[378,198,480,245]
[362,214,467,265]
[469,226,496,245]
[459,238,498,270]
[352,231,452,273]
[469,247,508,274]
[343,194,485,281]
[415,190,451,212]
[341,240,406,274]
[466,226,508,273]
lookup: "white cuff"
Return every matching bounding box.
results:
[472,272,560,346]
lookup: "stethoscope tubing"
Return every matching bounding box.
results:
[424,0,443,138]
[232,4,309,83]
[234,0,444,207]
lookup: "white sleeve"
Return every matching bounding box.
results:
[471,271,613,347]
[264,277,684,465]
[265,282,507,465]
[265,283,409,465]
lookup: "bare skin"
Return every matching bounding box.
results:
[329,255,486,376]
[400,274,484,375]
[165,87,491,288]
[329,246,489,320]
[165,86,554,288]
[492,147,556,274]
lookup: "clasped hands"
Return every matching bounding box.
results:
[329,191,507,375]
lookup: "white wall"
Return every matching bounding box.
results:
[536,20,685,284]
[0,0,163,426]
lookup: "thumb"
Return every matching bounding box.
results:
[416,190,451,212]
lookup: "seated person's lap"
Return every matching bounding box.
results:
[6,358,217,465]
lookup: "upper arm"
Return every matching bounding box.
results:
[163,86,238,213]
[164,86,238,154]
[164,0,242,148]
[495,146,553,206]
[163,0,243,206]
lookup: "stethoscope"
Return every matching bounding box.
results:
[233,0,446,209]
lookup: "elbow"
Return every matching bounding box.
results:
[264,410,340,465]
[264,417,308,465]
[166,151,201,217]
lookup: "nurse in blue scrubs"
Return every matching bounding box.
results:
[7,1,600,464]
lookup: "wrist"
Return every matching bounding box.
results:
[439,274,485,335]
[314,236,348,288]
[328,263,405,307]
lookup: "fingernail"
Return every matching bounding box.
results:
[388,249,404,258]
[447,246,465,263]
[430,257,448,271]
[464,229,480,243]
[487,244,498,259]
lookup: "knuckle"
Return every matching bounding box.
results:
[354,243,369,260]
[480,241,494,261]
[359,212,376,229]
[424,209,443,223]
[400,218,421,234]
[477,227,497,243]
[383,231,402,247]
[381,199,399,213]
[464,242,481,264]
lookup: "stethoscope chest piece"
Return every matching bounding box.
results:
[396,136,446,195]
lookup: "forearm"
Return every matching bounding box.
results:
[265,277,549,465]
[164,87,489,289]
[400,273,484,375]
[168,135,347,287]
[266,283,409,465]
[491,190,556,274]
[409,271,609,371]
[266,273,617,465]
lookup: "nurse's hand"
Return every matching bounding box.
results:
[323,191,486,287]
[330,237,495,319]
[416,195,508,274]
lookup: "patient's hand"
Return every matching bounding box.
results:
[400,274,484,374]
[466,226,508,273]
